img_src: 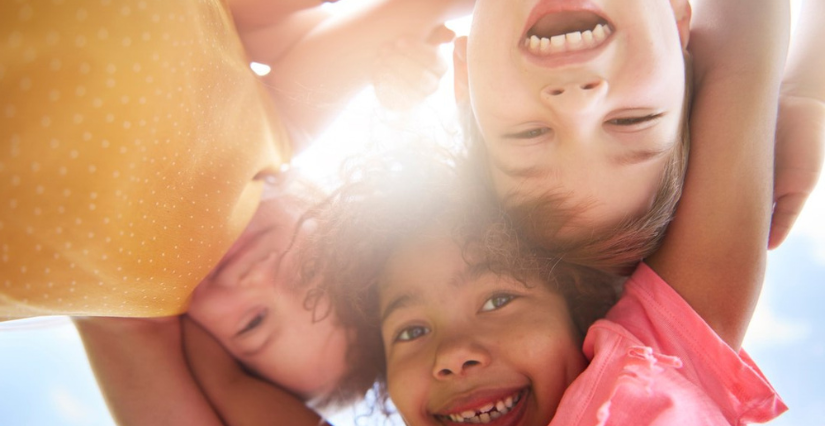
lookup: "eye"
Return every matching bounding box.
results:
[237,310,267,336]
[606,113,662,126]
[395,325,430,342]
[507,127,551,139]
[480,294,516,312]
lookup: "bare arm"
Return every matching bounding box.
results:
[181,316,329,426]
[769,0,825,248]
[646,0,790,350]
[262,0,474,150]
[782,0,825,102]
[72,317,224,426]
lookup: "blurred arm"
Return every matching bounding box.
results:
[261,0,474,149]
[72,317,224,426]
[768,0,825,248]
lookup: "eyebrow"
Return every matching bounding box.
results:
[610,146,670,166]
[380,264,492,323]
[380,292,420,324]
[495,144,670,179]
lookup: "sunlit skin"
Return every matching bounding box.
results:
[380,227,586,425]
[457,0,691,241]
[187,189,350,404]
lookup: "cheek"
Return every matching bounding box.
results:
[386,353,428,418]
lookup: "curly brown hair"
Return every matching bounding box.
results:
[297,143,619,413]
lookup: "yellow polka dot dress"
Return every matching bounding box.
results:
[1,0,291,319]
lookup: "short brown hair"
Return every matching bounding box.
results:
[462,55,693,276]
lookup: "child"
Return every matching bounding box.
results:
[74,173,382,426]
[452,0,822,276]
[303,0,808,423]
[0,0,470,319]
[21,0,472,423]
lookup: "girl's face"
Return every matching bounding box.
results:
[187,192,349,403]
[459,0,690,241]
[380,229,586,426]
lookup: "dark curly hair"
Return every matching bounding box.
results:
[297,142,619,414]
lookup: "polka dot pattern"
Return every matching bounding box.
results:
[1,0,291,319]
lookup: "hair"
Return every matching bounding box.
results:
[462,55,694,276]
[296,142,619,415]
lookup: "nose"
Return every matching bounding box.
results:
[432,336,491,380]
[540,78,607,112]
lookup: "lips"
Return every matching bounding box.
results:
[435,389,526,425]
[520,0,613,62]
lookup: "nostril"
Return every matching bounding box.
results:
[581,81,601,90]
[438,368,453,377]
[550,89,564,96]
[463,360,480,369]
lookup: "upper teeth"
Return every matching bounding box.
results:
[524,23,612,55]
[446,392,521,424]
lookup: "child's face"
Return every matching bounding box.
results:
[188,196,350,403]
[459,0,689,241]
[379,229,586,425]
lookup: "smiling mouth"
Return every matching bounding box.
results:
[437,389,524,424]
[523,11,613,56]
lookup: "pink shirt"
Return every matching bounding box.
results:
[550,263,787,426]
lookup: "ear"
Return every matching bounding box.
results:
[670,0,692,50]
[452,36,470,103]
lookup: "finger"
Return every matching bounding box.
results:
[768,192,810,249]
[426,24,456,45]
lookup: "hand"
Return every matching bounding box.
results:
[372,24,455,111]
[769,94,825,249]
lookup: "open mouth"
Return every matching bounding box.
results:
[523,10,613,56]
[436,389,525,424]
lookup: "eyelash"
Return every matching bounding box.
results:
[238,310,266,335]
[606,113,662,126]
[395,325,430,342]
[480,293,516,312]
[511,127,551,139]
[391,294,517,343]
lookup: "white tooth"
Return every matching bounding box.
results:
[490,411,502,420]
[603,24,613,35]
[479,413,491,423]
[462,410,476,419]
[582,30,594,45]
[451,414,462,422]
[505,396,514,408]
[496,401,505,412]
[593,24,606,42]
[566,31,582,44]
[550,35,565,52]
[566,31,585,50]
[479,403,494,413]
[470,416,481,424]
[529,35,540,52]
[539,37,550,54]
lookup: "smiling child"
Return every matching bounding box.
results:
[454,0,694,275]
